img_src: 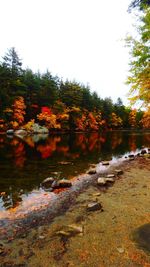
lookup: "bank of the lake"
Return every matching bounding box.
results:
[0,155,150,267]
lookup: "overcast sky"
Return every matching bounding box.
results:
[0,0,136,104]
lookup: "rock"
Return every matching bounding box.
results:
[141,149,147,155]
[6,129,14,135]
[129,157,134,161]
[102,161,110,166]
[144,153,150,158]
[87,202,103,212]
[128,154,134,158]
[51,180,59,189]
[115,169,123,175]
[57,224,83,237]
[117,247,125,254]
[59,161,72,165]
[56,230,71,237]
[67,224,83,234]
[38,235,45,240]
[106,174,115,178]
[31,123,49,134]
[57,179,72,188]
[97,177,107,185]
[87,168,97,174]
[105,177,115,183]
[15,129,27,136]
[92,193,101,197]
[42,177,55,187]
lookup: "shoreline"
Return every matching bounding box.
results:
[0,155,150,266]
[0,153,148,238]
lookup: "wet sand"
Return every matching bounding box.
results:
[0,156,150,267]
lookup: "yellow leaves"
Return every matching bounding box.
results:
[37,112,61,129]
[111,113,123,128]
[3,108,13,113]
[140,108,150,128]
[23,119,35,131]
[129,109,137,128]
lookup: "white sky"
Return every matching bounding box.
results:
[0,0,136,104]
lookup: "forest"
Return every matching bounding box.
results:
[0,45,149,133]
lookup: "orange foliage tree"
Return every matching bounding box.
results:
[37,106,61,130]
[110,112,123,129]
[11,97,26,128]
[140,109,150,128]
[128,109,137,128]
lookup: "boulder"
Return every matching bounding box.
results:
[42,177,55,187]
[87,202,103,212]
[31,123,49,134]
[15,129,27,136]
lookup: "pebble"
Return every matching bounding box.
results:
[87,202,103,212]
[117,247,125,253]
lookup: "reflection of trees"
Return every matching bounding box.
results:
[111,132,123,150]
[37,136,61,158]
[128,133,137,152]
[11,139,26,167]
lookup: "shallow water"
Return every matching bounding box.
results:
[0,130,149,212]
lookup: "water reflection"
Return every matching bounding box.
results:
[0,131,149,211]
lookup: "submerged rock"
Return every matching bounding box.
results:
[87,202,103,212]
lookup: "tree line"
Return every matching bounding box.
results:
[0,45,149,132]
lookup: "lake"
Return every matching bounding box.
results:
[0,130,150,212]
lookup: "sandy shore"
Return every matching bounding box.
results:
[0,156,150,267]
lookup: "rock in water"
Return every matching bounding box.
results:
[57,179,72,188]
[115,169,123,175]
[6,129,14,135]
[97,177,107,185]
[42,177,55,187]
[87,168,97,174]
[87,202,103,212]
[102,161,110,166]
[106,174,115,178]
[105,177,115,183]
[141,149,147,155]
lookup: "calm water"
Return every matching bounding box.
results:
[0,130,149,211]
